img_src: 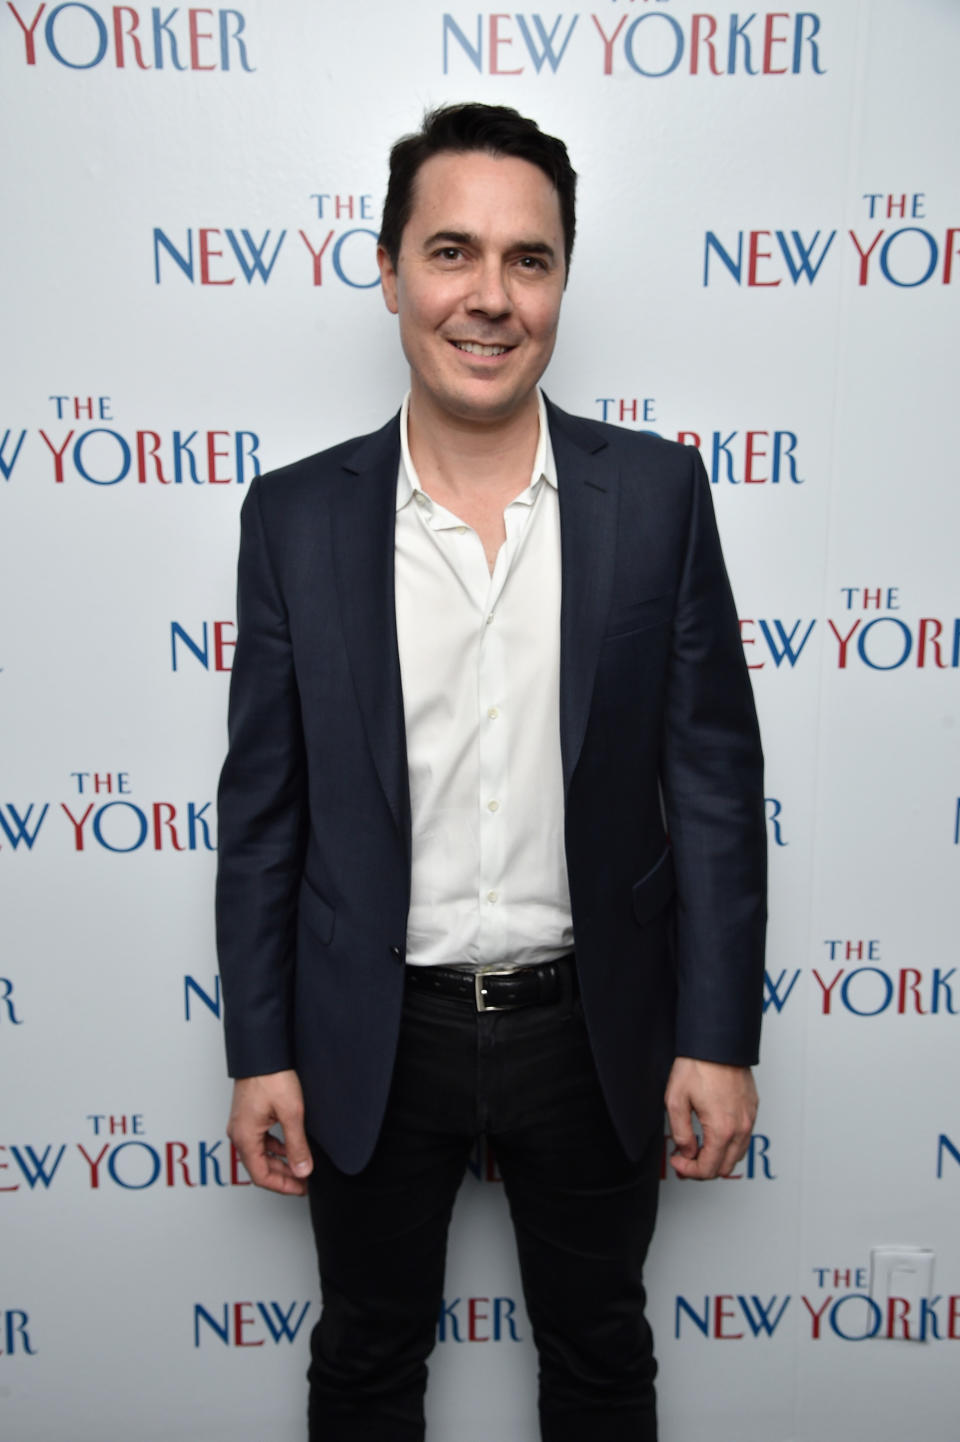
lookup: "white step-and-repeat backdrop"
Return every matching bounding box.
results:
[3,2,957,1438]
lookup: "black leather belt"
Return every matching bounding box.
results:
[405,954,576,1012]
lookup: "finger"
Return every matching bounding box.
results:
[239,1139,309,1196]
[254,1130,310,1195]
[667,1117,703,1176]
[717,1127,752,1178]
[669,1149,705,1179]
[673,1123,728,1180]
[229,1121,306,1195]
[229,1129,272,1189]
[275,1108,314,1181]
[696,1131,728,1179]
[665,1093,697,1158]
[261,1155,310,1196]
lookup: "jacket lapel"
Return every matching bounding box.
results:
[549,400,619,797]
[330,415,411,859]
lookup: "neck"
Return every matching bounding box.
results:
[406,387,541,502]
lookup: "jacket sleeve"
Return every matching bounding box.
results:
[215,478,308,1078]
[659,447,767,1065]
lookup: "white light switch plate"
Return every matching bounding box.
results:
[869,1246,935,1341]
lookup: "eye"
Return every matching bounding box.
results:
[517,255,548,271]
[434,247,464,262]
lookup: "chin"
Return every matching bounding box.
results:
[450,378,535,421]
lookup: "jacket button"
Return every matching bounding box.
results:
[390,946,403,961]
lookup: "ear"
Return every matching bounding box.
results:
[377,245,399,315]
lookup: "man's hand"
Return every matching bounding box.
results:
[227,1070,314,1196]
[664,1056,758,1180]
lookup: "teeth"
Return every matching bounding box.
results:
[454,341,508,357]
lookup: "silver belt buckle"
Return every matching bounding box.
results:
[474,966,521,1012]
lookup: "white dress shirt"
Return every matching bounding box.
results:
[394,390,574,970]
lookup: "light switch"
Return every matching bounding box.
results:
[869,1246,935,1342]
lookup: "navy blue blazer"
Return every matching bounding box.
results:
[216,400,766,1174]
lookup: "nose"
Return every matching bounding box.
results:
[467,258,513,319]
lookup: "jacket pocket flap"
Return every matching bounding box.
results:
[632,849,676,925]
[299,878,336,944]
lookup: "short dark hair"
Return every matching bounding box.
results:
[379,102,577,276]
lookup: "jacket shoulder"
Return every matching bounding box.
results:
[546,399,698,484]
[247,413,401,507]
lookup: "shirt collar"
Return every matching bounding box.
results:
[396,389,557,513]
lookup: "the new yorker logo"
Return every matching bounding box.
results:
[6,4,254,71]
[172,622,235,673]
[764,940,959,1018]
[937,1135,960,1180]
[740,587,960,672]
[592,398,804,485]
[0,1311,36,1356]
[184,975,222,1021]
[442,9,826,79]
[154,193,379,291]
[1,1113,251,1192]
[0,395,260,486]
[0,979,23,1025]
[194,1302,311,1348]
[676,1265,960,1342]
[765,798,787,848]
[0,772,216,855]
[437,1296,522,1341]
[705,193,958,289]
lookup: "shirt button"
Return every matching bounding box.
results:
[456,525,467,535]
[487,891,498,903]
[485,612,495,626]
[487,707,499,720]
[487,800,499,813]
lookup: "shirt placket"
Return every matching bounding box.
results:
[475,488,540,965]
[477,553,509,963]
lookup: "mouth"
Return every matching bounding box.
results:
[450,340,513,357]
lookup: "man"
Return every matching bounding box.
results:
[217,103,766,1441]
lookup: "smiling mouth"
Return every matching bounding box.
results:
[451,341,512,357]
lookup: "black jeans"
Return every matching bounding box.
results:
[306,975,661,1441]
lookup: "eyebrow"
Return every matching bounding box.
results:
[421,230,557,263]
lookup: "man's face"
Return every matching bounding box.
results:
[378,150,566,429]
